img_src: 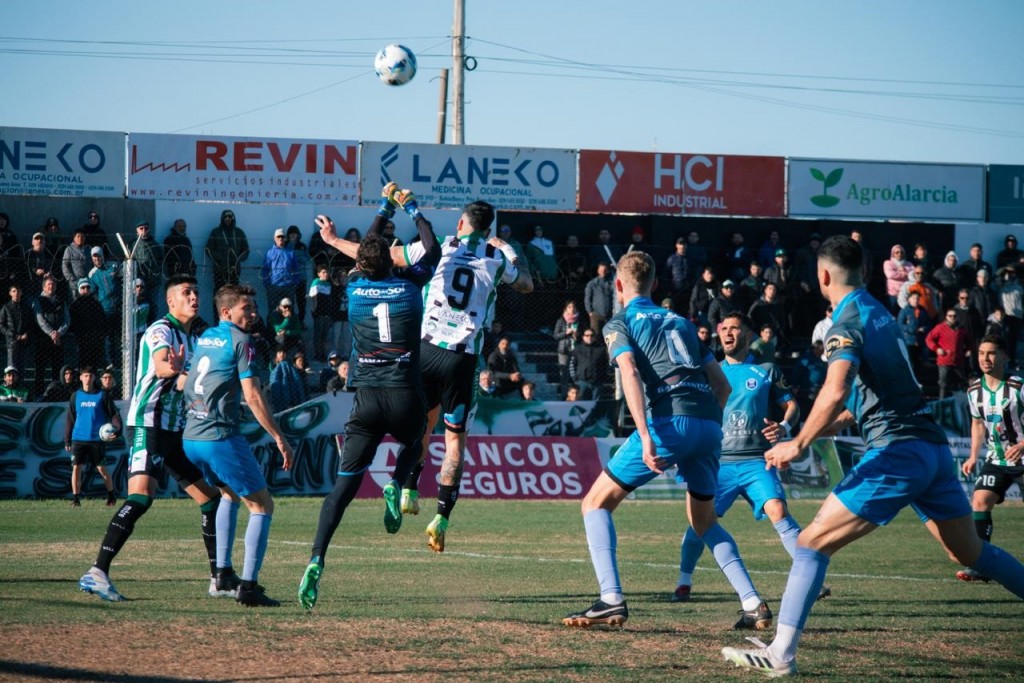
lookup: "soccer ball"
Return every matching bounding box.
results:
[374,44,417,86]
[99,423,118,442]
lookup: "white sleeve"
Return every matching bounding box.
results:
[403,241,427,266]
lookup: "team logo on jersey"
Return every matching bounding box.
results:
[824,335,854,358]
[745,378,758,390]
[604,331,618,347]
[726,410,748,431]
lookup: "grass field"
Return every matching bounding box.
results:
[1,496,1022,682]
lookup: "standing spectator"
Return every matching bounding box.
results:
[487,337,524,399]
[132,221,161,321]
[527,225,558,282]
[0,366,28,402]
[997,266,1024,365]
[696,323,721,361]
[794,233,824,329]
[750,324,777,363]
[788,340,827,417]
[764,248,796,334]
[497,224,531,267]
[932,251,962,308]
[62,229,90,299]
[757,230,782,269]
[287,226,310,323]
[584,262,615,334]
[99,368,117,395]
[32,276,68,397]
[42,365,78,403]
[70,279,107,371]
[26,231,54,298]
[811,306,833,348]
[557,235,589,290]
[205,209,249,315]
[898,265,939,319]
[665,237,695,312]
[684,230,708,273]
[131,279,150,343]
[969,269,998,327]
[748,282,787,345]
[553,300,582,396]
[926,307,973,398]
[263,228,300,315]
[707,280,741,334]
[307,265,333,362]
[308,223,339,274]
[293,351,318,396]
[79,210,108,253]
[42,217,63,259]
[961,243,994,283]
[898,291,933,369]
[163,218,196,277]
[319,351,343,392]
[269,297,303,355]
[849,228,875,284]
[329,269,350,361]
[996,234,1023,270]
[953,288,984,350]
[381,219,403,247]
[986,307,1007,342]
[0,285,31,371]
[269,348,305,412]
[724,232,754,283]
[883,244,913,313]
[689,266,719,326]
[736,261,765,313]
[570,328,609,400]
[587,228,624,271]
[89,247,119,365]
[911,243,931,272]
[0,212,18,256]
[325,359,352,394]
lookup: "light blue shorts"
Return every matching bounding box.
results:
[716,458,786,521]
[833,439,970,526]
[183,435,267,498]
[606,416,722,496]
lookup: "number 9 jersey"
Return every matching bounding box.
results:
[412,235,519,356]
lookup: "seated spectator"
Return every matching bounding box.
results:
[570,328,609,400]
[487,337,523,398]
[0,366,28,402]
[750,325,777,363]
[660,297,674,311]
[898,291,933,369]
[269,347,305,412]
[477,369,498,398]
[689,267,718,326]
[553,300,582,396]
[526,225,558,282]
[70,279,107,370]
[926,307,973,398]
[0,285,32,372]
[986,307,1006,341]
[319,350,343,392]
[520,381,538,401]
[557,235,589,289]
[696,323,721,360]
[43,365,78,403]
[564,384,581,402]
[326,360,352,394]
[269,297,304,354]
[293,351,318,396]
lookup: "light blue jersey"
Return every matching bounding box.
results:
[183,320,255,441]
[720,357,793,462]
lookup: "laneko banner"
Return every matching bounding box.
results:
[127,133,359,205]
[361,141,577,211]
[0,126,125,198]
[789,159,985,221]
[578,150,785,217]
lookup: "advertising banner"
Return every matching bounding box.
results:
[360,141,576,211]
[578,150,785,217]
[987,165,1024,225]
[127,133,359,205]
[789,159,985,221]
[0,126,125,198]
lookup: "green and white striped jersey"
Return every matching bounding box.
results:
[967,374,1024,466]
[126,314,197,431]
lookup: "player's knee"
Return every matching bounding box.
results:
[762,498,787,520]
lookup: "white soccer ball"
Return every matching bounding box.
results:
[99,423,118,442]
[374,44,417,86]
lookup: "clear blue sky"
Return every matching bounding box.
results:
[2,1,1021,165]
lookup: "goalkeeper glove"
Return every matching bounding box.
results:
[377,182,399,218]
[394,189,422,220]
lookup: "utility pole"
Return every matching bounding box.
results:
[452,0,465,144]
[436,68,449,144]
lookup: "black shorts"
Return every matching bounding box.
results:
[974,461,1024,504]
[70,442,105,467]
[420,343,479,433]
[126,427,205,488]
[338,387,427,475]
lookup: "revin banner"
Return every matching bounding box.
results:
[127,133,359,205]
[0,126,125,198]
[789,159,985,221]
[578,150,785,217]
[361,141,576,211]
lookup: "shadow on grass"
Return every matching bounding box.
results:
[0,661,202,683]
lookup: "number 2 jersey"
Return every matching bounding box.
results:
[720,358,793,462]
[966,374,1024,466]
[126,314,197,432]
[825,287,946,449]
[603,296,721,422]
[183,320,255,441]
[406,234,518,356]
[345,272,424,389]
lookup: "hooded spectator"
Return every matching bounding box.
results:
[996,234,1023,270]
[163,218,196,277]
[932,251,962,306]
[883,244,913,312]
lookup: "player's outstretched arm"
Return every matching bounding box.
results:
[316,215,360,263]
[241,377,293,471]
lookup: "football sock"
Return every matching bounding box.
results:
[679,526,704,578]
[437,484,458,520]
[392,440,422,491]
[701,522,759,605]
[973,510,993,542]
[200,500,218,577]
[775,544,830,662]
[973,541,1024,598]
[773,514,802,558]
[242,512,271,583]
[94,494,152,574]
[310,472,364,562]
[403,460,425,491]
[216,498,240,569]
[583,509,622,603]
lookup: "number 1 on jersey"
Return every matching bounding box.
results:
[373,302,392,342]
